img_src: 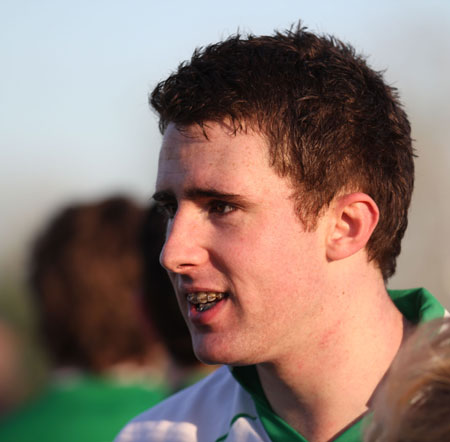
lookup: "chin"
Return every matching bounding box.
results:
[192,336,236,365]
[191,327,265,366]
[193,345,230,365]
[193,341,259,367]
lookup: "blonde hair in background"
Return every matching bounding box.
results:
[365,317,450,442]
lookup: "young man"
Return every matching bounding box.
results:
[117,25,446,442]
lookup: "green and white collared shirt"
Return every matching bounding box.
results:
[116,288,446,442]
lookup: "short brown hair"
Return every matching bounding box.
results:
[150,24,414,279]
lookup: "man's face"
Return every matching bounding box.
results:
[155,122,331,366]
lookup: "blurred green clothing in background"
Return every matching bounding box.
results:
[0,373,169,442]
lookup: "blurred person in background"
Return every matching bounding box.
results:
[0,318,23,415]
[365,317,450,442]
[0,196,172,442]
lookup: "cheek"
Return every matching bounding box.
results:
[248,233,324,296]
[209,232,269,273]
[212,234,292,293]
[209,214,322,284]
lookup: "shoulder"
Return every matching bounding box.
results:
[115,366,269,442]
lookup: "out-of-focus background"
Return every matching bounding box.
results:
[1,0,449,390]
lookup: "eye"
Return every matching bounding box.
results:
[156,201,177,219]
[208,200,236,215]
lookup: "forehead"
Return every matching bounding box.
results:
[156,122,280,193]
[160,122,267,159]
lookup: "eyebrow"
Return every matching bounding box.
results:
[152,187,247,204]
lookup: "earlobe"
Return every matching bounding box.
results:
[326,193,379,261]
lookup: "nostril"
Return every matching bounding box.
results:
[159,236,198,273]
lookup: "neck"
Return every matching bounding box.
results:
[256,279,408,442]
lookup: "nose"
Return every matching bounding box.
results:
[160,207,208,274]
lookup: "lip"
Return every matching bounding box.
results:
[188,294,228,325]
[178,285,227,298]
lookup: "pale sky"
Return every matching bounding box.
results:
[1,0,449,304]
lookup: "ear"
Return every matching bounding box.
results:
[326,193,379,261]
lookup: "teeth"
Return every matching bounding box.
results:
[187,292,225,305]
